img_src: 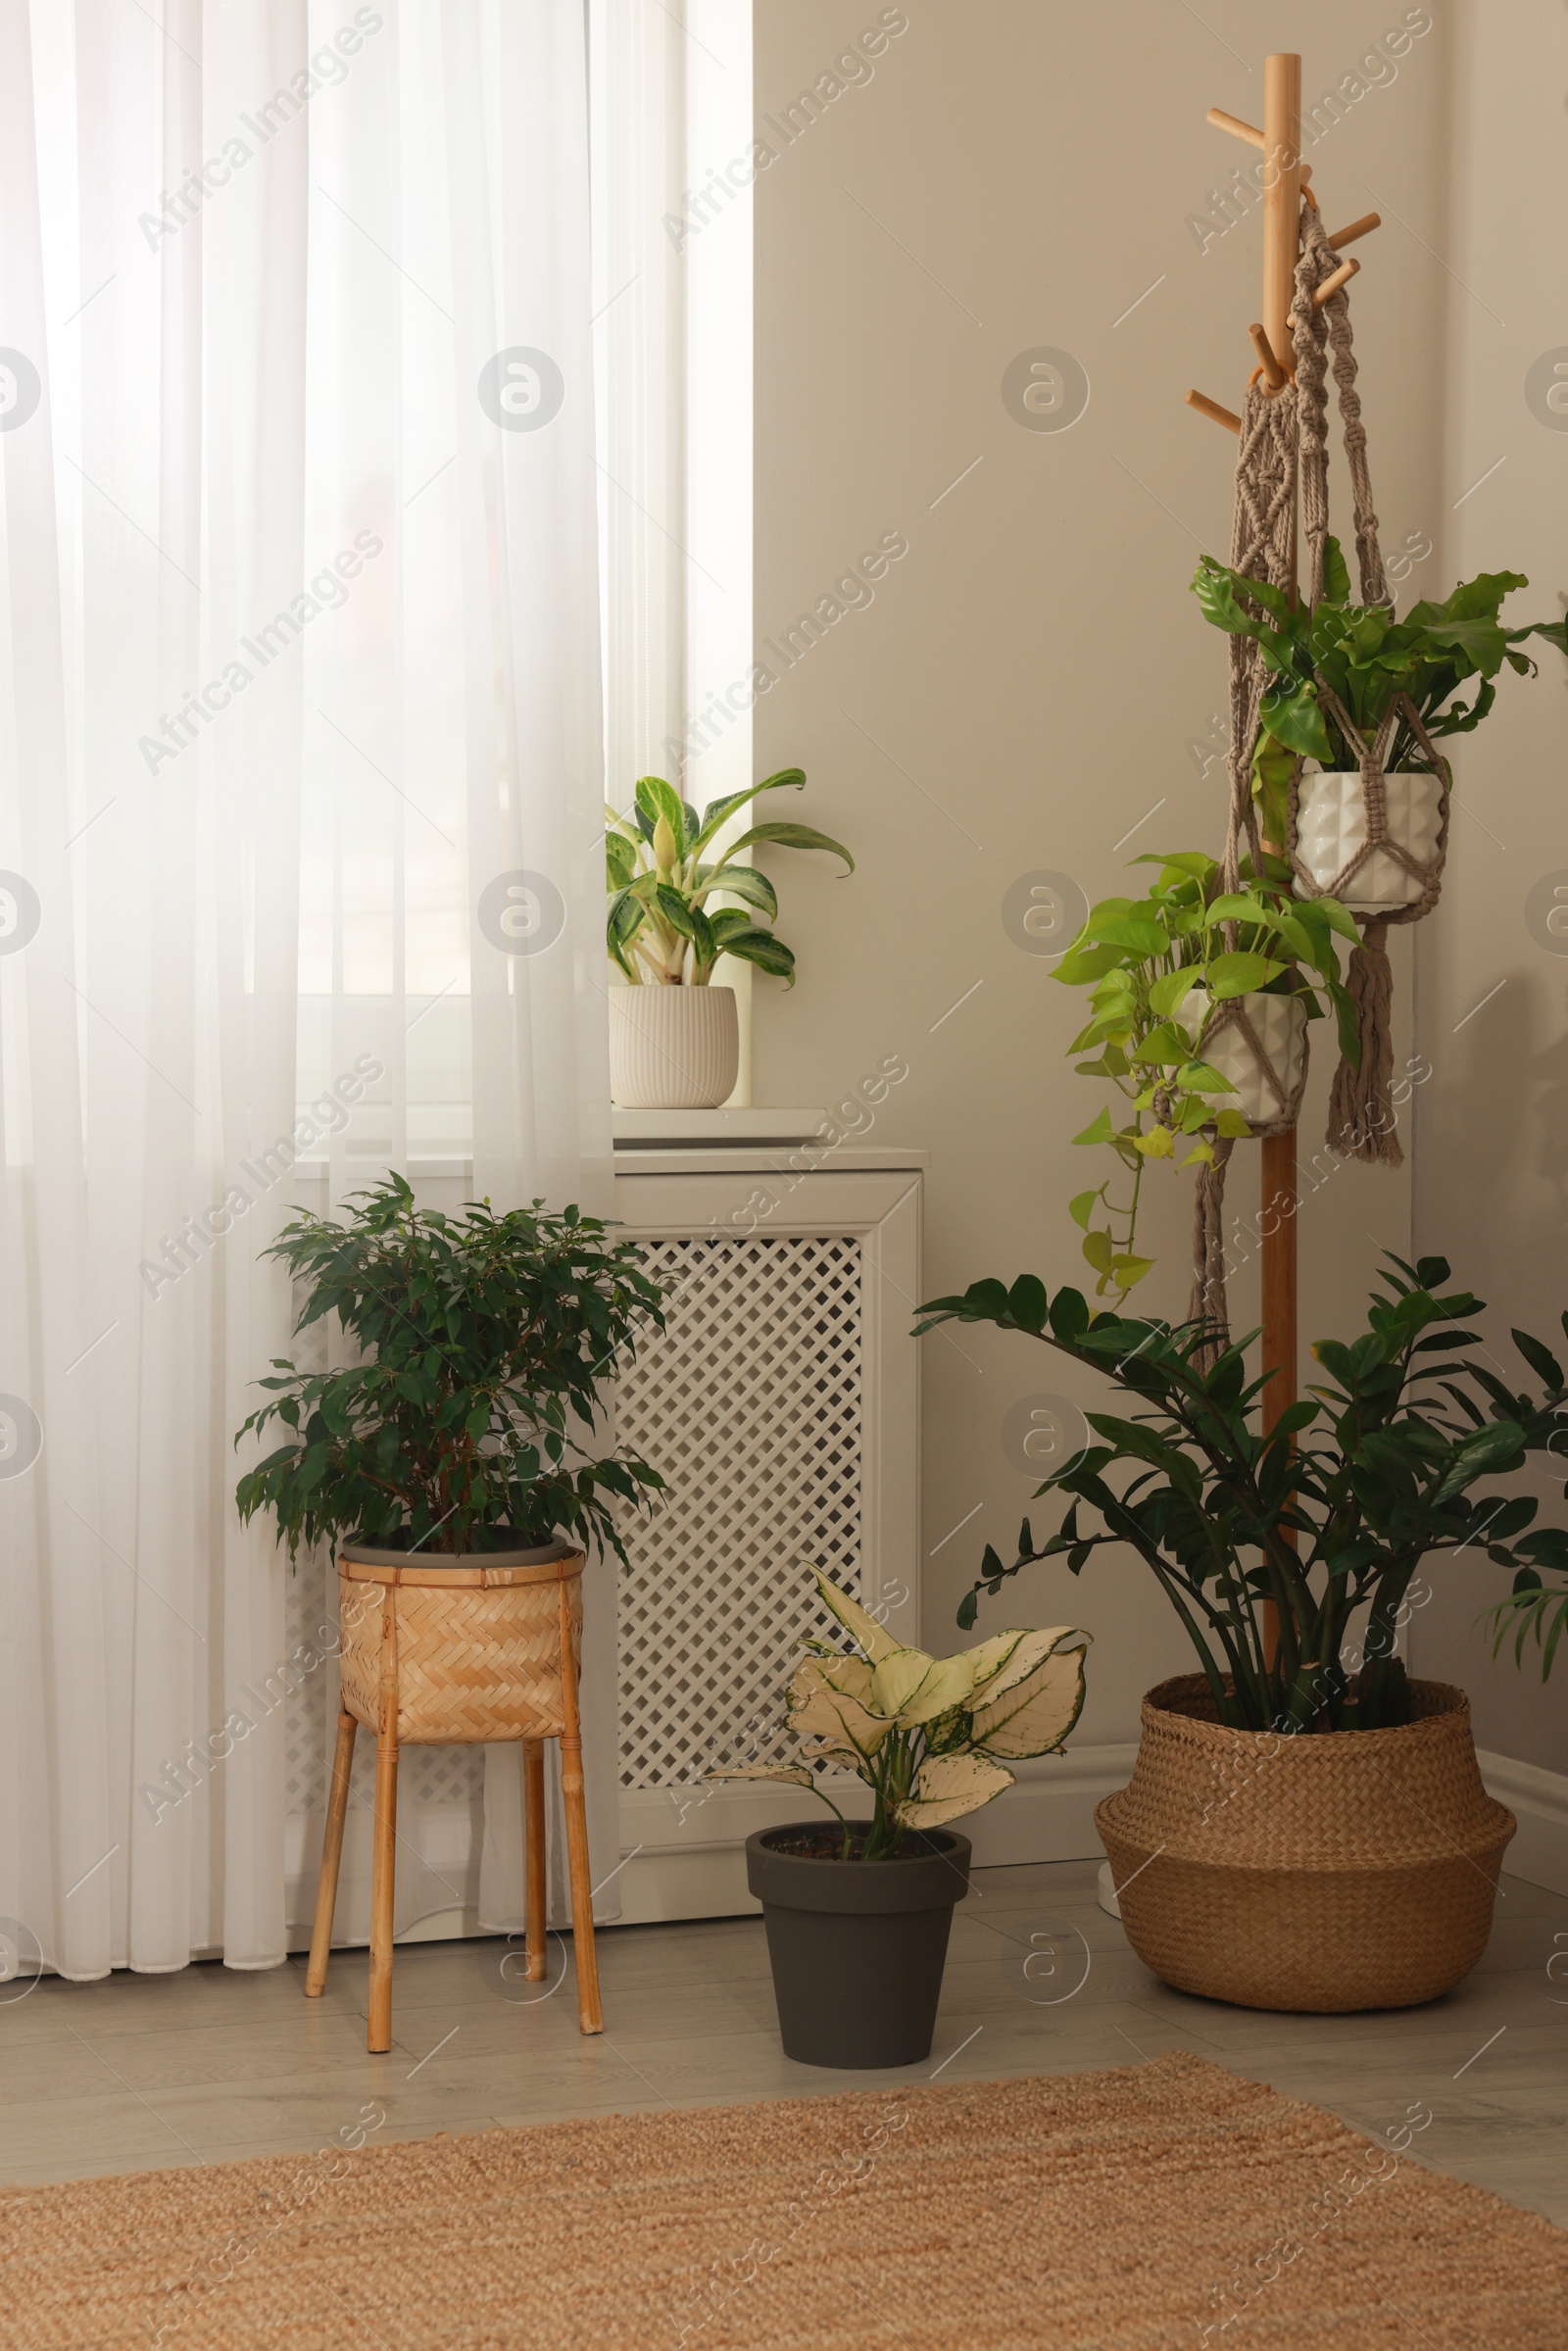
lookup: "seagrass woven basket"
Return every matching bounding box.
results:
[1097,1675,1515,2013]
[336,1540,584,1745]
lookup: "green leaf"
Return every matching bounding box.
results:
[714,821,854,872]
[1148,968,1200,1020]
[1068,1191,1101,1231]
[1006,1276,1049,1332]
[1082,1229,1114,1276]
[1190,556,1299,670]
[1047,1289,1089,1343]
[1089,915,1168,956]
[702,863,778,919]
[1321,535,1350,605]
[713,926,796,984]
[1433,1419,1527,1502]
[1111,1254,1154,1288]
[1258,679,1335,765]
[635,774,688,854]
[1512,1328,1564,1393]
[690,768,806,856]
[1205,952,1280,1000]
[1071,1106,1115,1148]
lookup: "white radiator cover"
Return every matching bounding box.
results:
[608,1151,923,1921]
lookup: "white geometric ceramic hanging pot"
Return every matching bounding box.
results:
[1198,990,1311,1130]
[1294,765,1446,914]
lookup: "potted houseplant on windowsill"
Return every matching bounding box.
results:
[710,1570,1089,2068]
[605,768,853,1110]
[913,1254,1568,2013]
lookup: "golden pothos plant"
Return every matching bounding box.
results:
[1054,850,1360,1305]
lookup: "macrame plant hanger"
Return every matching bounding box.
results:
[1183,62,1386,1426]
[1287,202,1450,1168]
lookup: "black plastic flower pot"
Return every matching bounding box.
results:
[745,1822,971,2069]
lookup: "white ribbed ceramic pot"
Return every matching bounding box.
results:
[609,985,739,1109]
[1295,770,1444,912]
[1200,992,1308,1127]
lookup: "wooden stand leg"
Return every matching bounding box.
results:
[557,1576,603,2035]
[523,1738,548,1982]
[305,1708,357,1996]
[368,1590,399,2055]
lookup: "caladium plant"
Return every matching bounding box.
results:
[1054,850,1359,1303]
[1191,544,1567,844]
[606,768,853,987]
[709,1569,1090,1860]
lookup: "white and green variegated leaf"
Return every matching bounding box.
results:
[970,1641,1090,1760]
[787,1656,893,1763]
[803,1652,877,1708]
[890,1649,979,1726]
[869,1645,940,1719]
[960,1629,1033,1692]
[975,1625,1092,1708]
[703,1761,815,1788]
[896,1751,1015,1830]
[813,1568,902,1662]
[921,1703,974,1757]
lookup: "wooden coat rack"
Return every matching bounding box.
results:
[1183,54,1381,1460]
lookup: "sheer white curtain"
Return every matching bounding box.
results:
[0,0,612,1981]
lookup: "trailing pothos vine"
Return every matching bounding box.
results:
[1054,850,1358,1304]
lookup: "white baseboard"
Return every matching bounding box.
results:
[608,1744,1138,1919]
[962,1743,1136,1867]
[1478,1748,1568,1898]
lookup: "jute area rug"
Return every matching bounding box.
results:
[3,2053,1564,2349]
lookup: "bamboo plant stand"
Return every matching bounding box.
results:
[304,1543,603,2054]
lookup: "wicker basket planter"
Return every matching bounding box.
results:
[609,984,739,1109]
[336,1537,582,1744]
[1096,1675,1515,2013]
[313,1537,604,2053]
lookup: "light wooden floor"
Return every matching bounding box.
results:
[3,1860,1565,2229]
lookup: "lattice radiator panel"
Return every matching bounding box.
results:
[613,1233,866,1790]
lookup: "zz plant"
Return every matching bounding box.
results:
[710,1569,1089,1858]
[607,768,853,988]
[235,1175,666,1563]
[1055,850,1358,1303]
[916,1255,1568,1736]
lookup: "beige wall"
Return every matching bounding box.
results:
[1407,0,1568,1772]
[746,2,1562,1762]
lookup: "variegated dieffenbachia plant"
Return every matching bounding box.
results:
[606,769,853,988]
[708,1569,1090,1860]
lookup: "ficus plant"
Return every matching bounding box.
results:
[708,1569,1089,1859]
[606,768,853,987]
[1191,541,1567,843]
[235,1175,667,1564]
[1054,850,1359,1303]
[915,1254,1568,1736]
